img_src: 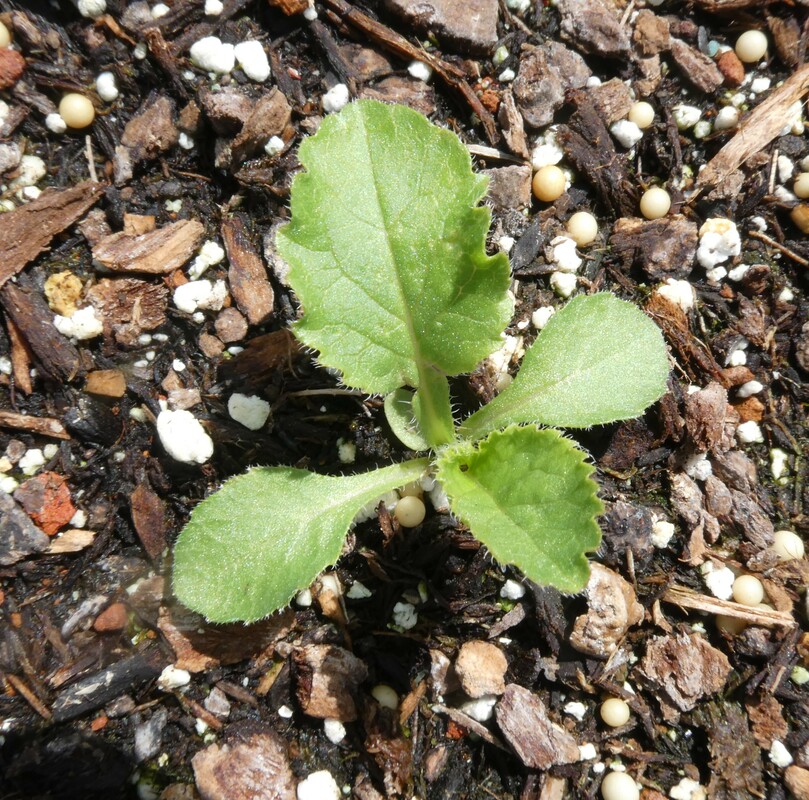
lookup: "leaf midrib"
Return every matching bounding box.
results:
[358,113,433,385]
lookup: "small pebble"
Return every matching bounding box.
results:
[228,393,271,430]
[566,211,598,246]
[564,701,587,721]
[95,71,119,102]
[77,0,106,18]
[156,409,214,464]
[323,718,346,744]
[550,270,577,298]
[772,530,804,561]
[732,574,764,607]
[45,113,67,134]
[234,40,271,82]
[297,770,341,800]
[794,173,809,199]
[715,614,747,635]
[392,601,418,629]
[639,187,670,220]
[59,94,95,129]
[627,101,654,129]
[157,665,191,691]
[394,495,426,527]
[600,697,631,728]
[407,60,432,82]
[459,694,496,722]
[500,578,525,600]
[610,119,643,149]
[532,165,566,203]
[189,36,235,74]
[601,770,639,800]
[736,420,764,444]
[713,106,739,131]
[371,684,398,709]
[322,83,350,114]
[531,306,555,330]
[770,740,794,768]
[735,30,768,63]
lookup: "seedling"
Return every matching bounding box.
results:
[173,100,669,623]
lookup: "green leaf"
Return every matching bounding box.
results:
[173,458,429,623]
[276,100,512,398]
[384,389,430,451]
[459,293,669,439]
[437,425,602,592]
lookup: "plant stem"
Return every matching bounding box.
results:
[412,367,455,448]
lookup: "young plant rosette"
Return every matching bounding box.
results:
[173,100,669,623]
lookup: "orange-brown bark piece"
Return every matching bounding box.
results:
[0,181,104,288]
[85,369,127,398]
[267,0,309,14]
[14,472,76,536]
[221,216,274,325]
[0,48,26,89]
[0,410,70,439]
[129,483,168,560]
[6,316,33,395]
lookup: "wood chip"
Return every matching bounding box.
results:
[0,181,104,288]
[646,292,727,385]
[123,213,156,236]
[745,692,789,749]
[85,369,127,398]
[692,701,765,798]
[5,673,52,720]
[267,0,308,13]
[218,328,300,389]
[6,316,33,395]
[557,91,637,218]
[294,644,368,721]
[0,282,85,382]
[0,410,69,439]
[130,483,169,560]
[638,632,731,718]
[46,529,96,554]
[222,216,274,325]
[609,215,698,280]
[454,641,508,698]
[157,604,293,673]
[669,38,723,94]
[85,278,169,347]
[430,703,507,750]
[696,63,809,194]
[13,471,76,535]
[569,563,644,658]
[92,219,205,274]
[230,88,292,164]
[192,732,296,800]
[495,684,580,769]
[662,584,796,628]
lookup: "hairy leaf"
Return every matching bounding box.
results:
[437,426,602,592]
[276,100,512,398]
[173,458,429,622]
[384,389,430,451]
[460,293,669,439]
